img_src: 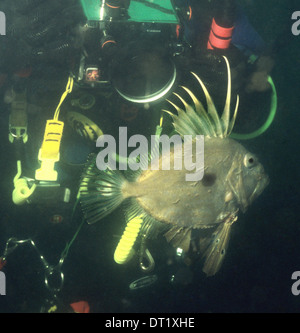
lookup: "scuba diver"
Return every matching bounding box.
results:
[0,0,276,154]
[0,0,277,312]
[172,0,276,135]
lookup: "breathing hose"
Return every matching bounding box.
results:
[230,76,277,140]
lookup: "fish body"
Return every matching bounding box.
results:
[80,57,269,276]
[122,137,266,229]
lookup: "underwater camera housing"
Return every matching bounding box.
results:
[76,0,184,100]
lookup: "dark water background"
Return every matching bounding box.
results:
[1,0,300,313]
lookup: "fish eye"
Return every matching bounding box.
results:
[244,154,256,168]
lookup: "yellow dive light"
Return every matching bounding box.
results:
[114,215,144,264]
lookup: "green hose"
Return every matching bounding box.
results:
[60,195,84,260]
[230,76,277,140]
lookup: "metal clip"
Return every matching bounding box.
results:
[44,265,65,294]
[139,237,155,272]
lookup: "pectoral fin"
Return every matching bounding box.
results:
[200,215,238,276]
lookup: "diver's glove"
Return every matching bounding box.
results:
[245,55,275,93]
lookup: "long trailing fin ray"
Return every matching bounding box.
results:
[173,92,189,110]
[163,101,198,136]
[174,115,196,137]
[190,72,223,137]
[164,101,212,138]
[172,92,202,135]
[228,94,239,135]
[164,56,239,139]
[180,86,216,137]
[179,86,207,118]
[176,107,199,135]
[221,56,231,136]
[175,90,215,137]
[185,105,213,138]
[162,108,192,136]
[176,108,202,137]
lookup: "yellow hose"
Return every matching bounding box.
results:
[53,76,74,121]
[114,215,143,265]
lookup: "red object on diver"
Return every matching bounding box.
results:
[50,214,63,224]
[207,18,234,50]
[120,103,139,122]
[15,66,32,78]
[0,257,6,270]
[70,301,90,313]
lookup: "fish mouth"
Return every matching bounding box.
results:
[238,172,269,213]
[249,172,270,205]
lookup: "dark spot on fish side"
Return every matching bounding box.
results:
[201,173,216,187]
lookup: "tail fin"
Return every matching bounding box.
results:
[80,154,127,224]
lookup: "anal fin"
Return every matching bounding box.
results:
[164,226,192,253]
